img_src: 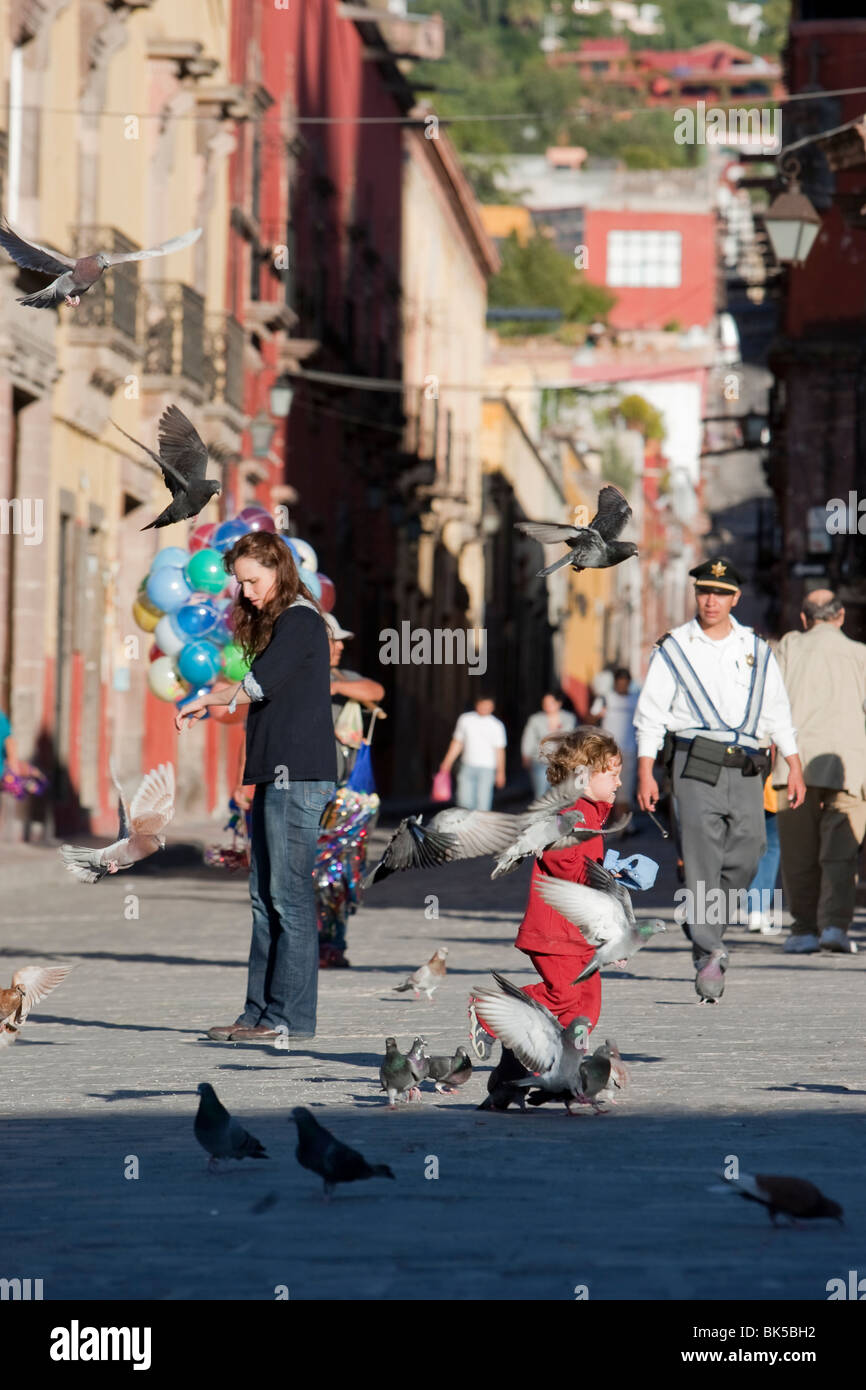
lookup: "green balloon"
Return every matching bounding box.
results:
[223,642,251,682]
[185,547,226,595]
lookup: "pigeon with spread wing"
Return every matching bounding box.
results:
[0,964,72,1050]
[0,220,201,310]
[112,405,220,529]
[515,485,638,577]
[364,809,520,889]
[59,762,175,883]
[534,857,666,980]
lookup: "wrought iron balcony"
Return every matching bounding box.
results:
[69,226,139,342]
[203,312,244,414]
[141,280,205,386]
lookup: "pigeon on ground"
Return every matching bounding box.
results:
[477,1045,532,1112]
[291,1107,395,1200]
[380,1037,421,1107]
[470,973,596,1109]
[492,768,632,878]
[515,485,638,577]
[0,220,202,309]
[406,1036,430,1086]
[713,1173,843,1226]
[592,1038,630,1102]
[534,857,666,980]
[364,809,520,888]
[0,964,72,1050]
[394,947,449,1002]
[695,949,727,1004]
[426,1046,473,1094]
[59,762,175,883]
[111,406,220,529]
[193,1082,269,1171]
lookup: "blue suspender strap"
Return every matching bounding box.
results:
[739,635,771,740]
[654,631,771,746]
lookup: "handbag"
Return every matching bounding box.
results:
[431,769,452,803]
[680,735,727,786]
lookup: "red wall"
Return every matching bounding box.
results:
[584,209,717,330]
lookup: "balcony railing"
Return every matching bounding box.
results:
[141,280,205,385]
[70,225,139,342]
[203,312,244,413]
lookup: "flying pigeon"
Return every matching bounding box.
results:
[380,1037,421,1108]
[59,762,175,883]
[0,964,72,1050]
[492,769,632,878]
[426,1046,473,1094]
[695,949,727,1004]
[193,1082,269,1172]
[534,856,666,980]
[477,1045,532,1112]
[364,809,520,889]
[291,1106,395,1200]
[470,973,596,1109]
[393,947,449,1002]
[0,219,202,310]
[515,485,638,577]
[111,406,220,530]
[713,1173,843,1226]
[406,1036,430,1086]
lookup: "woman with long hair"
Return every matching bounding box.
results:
[175,532,336,1041]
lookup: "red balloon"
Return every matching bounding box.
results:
[318,574,336,613]
[237,506,276,534]
[189,522,217,553]
[149,645,165,662]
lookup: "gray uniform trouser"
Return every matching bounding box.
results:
[671,747,767,965]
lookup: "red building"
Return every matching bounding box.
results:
[549,38,784,106]
[583,204,717,330]
[766,3,866,642]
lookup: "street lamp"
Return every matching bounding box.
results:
[764,159,821,266]
[249,409,276,458]
[269,377,294,419]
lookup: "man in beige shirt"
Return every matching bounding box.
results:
[774,590,866,954]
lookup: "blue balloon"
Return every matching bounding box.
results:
[146,565,193,614]
[212,518,249,553]
[175,685,212,720]
[172,598,221,641]
[177,640,223,687]
[279,535,300,562]
[298,567,322,601]
[150,546,191,573]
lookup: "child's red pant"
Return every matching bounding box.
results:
[475,953,601,1036]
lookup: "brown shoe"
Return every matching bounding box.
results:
[228,1025,286,1042]
[206,1022,248,1041]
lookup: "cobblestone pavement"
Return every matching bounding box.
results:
[1,818,864,1301]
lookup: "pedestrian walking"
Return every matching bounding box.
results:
[325,613,385,787]
[438,694,507,811]
[520,691,577,800]
[773,590,866,955]
[176,531,336,1041]
[590,667,639,819]
[634,557,805,1001]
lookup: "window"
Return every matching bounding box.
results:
[606,229,682,288]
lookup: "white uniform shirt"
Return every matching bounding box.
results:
[633,615,798,760]
[453,711,507,769]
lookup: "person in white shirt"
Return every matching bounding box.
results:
[633,556,806,1001]
[521,691,577,800]
[439,695,507,811]
[590,667,638,817]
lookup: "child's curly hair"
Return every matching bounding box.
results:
[540,727,622,786]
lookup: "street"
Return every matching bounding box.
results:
[2,819,863,1302]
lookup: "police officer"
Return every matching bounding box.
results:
[634,558,806,1000]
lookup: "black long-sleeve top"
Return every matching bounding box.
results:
[241,600,337,784]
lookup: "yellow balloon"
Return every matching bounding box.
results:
[133,597,161,633]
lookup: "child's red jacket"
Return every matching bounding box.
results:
[514,794,611,966]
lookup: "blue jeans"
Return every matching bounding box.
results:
[456,764,496,811]
[748,810,780,907]
[239,778,334,1035]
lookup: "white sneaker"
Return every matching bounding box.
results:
[783,933,821,954]
[819,927,859,954]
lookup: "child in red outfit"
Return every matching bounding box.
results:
[472,728,622,1047]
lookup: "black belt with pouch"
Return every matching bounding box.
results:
[676,735,770,785]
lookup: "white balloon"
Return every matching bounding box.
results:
[154,613,185,658]
[292,538,318,573]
